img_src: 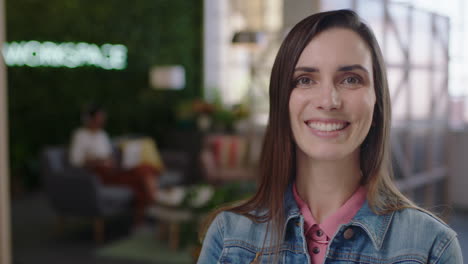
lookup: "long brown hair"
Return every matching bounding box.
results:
[201,8,416,259]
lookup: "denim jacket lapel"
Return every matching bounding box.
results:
[349,201,395,250]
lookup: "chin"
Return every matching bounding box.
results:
[299,146,357,162]
[311,152,349,162]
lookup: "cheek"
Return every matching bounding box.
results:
[357,91,376,125]
[347,89,376,124]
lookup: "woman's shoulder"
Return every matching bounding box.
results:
[207,210,271,248]
[388,207,459,254]
[393,207,456,235]
[199,210,276,263]
[72,127,86,136]
[215,210,269,233]
[72,127,106,137]
[383,207,462,262]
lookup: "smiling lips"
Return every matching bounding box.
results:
[305,120,350,132]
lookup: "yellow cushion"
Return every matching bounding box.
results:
[120,137,165,171]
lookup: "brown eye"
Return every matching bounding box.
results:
[294,77,314,87]
[299,77,311,84]
[342,76,361,85]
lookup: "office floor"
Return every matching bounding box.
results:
[11,192,468,264]
[11,192,151,264]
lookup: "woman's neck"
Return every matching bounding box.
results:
[295,149,362,223]
[84,125,100,133]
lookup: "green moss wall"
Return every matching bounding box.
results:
[6,0,203,189]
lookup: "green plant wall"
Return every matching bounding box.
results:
[6,0,203,189]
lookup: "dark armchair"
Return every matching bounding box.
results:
[41,146,133,243]
[41,144,190,243]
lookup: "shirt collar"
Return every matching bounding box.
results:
[292,183,367,240]
[284,184,394,250]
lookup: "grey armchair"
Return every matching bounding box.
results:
[41,144,191,243]
[41,146,133,243]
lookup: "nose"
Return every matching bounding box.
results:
[316,84,341,111]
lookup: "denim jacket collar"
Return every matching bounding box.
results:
[283,184,394,251]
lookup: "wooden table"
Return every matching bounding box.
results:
[147,204,194,251]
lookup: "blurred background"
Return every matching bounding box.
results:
[0,0,467,263]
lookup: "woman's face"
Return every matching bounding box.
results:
[289,28,376,162]
[87,111,107,130]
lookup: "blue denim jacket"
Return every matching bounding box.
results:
[198,186,463,263]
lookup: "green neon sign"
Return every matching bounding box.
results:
[2,41,127,70]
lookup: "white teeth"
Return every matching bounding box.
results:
[307,122,347,132]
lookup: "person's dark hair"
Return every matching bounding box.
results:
[201,9,416,262]
[81,103,104,124]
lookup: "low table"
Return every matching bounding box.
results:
[148,185,214,251]
[147,204,195,251]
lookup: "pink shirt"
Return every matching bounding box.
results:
[292,183,367,263]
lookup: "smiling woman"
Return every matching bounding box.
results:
[198,9,462,264]
[289,28,375,164]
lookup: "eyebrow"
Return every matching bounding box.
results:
[337,64,369,73]
[294,66,318,73]
[294,64,369,74]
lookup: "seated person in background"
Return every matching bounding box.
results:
[69,104,159,228]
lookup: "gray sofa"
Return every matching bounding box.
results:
[41,145,189,243]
